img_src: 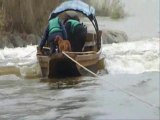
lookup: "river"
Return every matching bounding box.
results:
[0,0,159,120]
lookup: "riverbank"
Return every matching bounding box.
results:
[0,32,40,48]
[0,28,129,49]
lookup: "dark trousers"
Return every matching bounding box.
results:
[48,32,63,54]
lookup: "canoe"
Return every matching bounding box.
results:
[37,32,104,78]
[37,0,105,78]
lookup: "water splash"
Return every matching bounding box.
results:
[0,45,40,78]
[0,38,159,77]
[102,38,160,74]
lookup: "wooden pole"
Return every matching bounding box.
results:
[62,51,98,77]
[62,51,159,109]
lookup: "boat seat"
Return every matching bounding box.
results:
[85,32,96,46]
[84,30,102,46]
[83,32,96,51]
[83,31,102,51]
[84,41,96,47]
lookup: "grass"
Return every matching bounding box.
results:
[2,0,60,34]
[86,0,125,19]
[0,0,125,34]
[0,0,4,31]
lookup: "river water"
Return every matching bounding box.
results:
[0,0,159,120]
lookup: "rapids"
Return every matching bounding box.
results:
[0,38,159,77]
[0,0,159,119]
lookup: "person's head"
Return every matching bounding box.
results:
[63,12,80,24]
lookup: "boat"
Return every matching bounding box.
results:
[37,0,105,79]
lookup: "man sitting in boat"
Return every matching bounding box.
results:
[63,13,87,52]
[39,17,70,54]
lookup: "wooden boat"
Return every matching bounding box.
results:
[37,0,105,78]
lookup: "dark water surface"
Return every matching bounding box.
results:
[0,72,159,120]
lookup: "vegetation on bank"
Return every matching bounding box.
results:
[1,0,60,35]
[86,0,125,19]
[0,0,125,36]
[0,0,4,31]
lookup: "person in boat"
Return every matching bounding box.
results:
[38,17,71,54]
[63,13,87,52]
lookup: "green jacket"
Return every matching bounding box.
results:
[67,19,81,33]
[48,17,61,35]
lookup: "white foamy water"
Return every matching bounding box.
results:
[0,38,159,77]
[102,38,160,74]
[0,46,41,78]
[0,45,37,66]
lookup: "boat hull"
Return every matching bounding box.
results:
[37,50,104,79]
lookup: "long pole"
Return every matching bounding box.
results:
[62,51,159,109]
[62,51,98,77]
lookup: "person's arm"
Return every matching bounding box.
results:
[39,25,49,49]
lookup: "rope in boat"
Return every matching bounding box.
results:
[62,51,159,110]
